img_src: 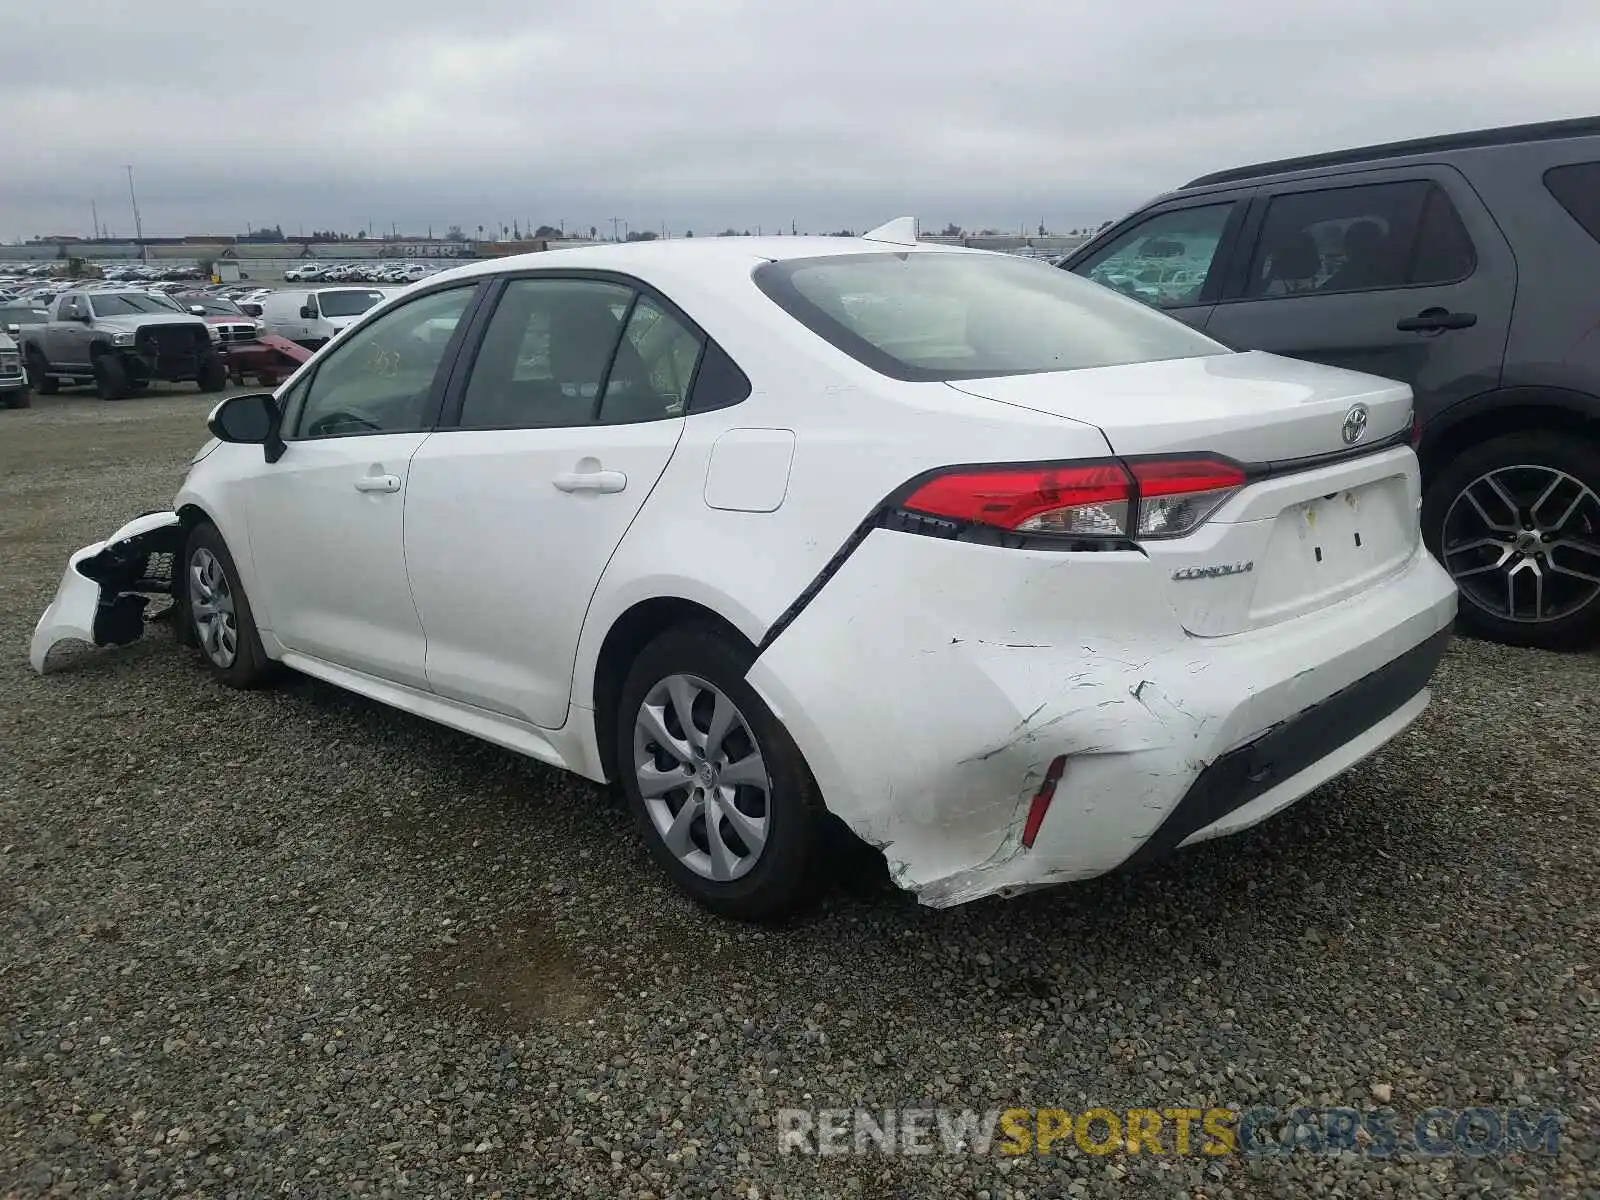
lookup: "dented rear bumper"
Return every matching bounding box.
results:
[748,528,1457,907]
[30,512,184,674]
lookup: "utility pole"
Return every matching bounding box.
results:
[125,164,144,260]
[91,199,100,240]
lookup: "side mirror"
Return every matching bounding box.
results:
[189,305,206,315]
[207,392,284,462]
[299,305,315,319]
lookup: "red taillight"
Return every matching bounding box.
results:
[899,455,1245,541]
[1127,457,1246,538]
[902,463,1132,537]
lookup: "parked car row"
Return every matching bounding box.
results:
[284,261,441,285]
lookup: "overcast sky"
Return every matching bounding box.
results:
[2,0,1596,242]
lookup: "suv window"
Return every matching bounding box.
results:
[459,278,638,430]
[1075,204,1234,309]
[1544,162,1600,245]
[292,285,473,439]
[1243,181,1474,298]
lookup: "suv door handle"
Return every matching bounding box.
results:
[1396,308,1477,332]
[553,469,627,494]
[353,474,402,494]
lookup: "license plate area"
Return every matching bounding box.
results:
[1247,477,1415,625]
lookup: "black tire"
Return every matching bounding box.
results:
[197,352,227,393]
[1422,430,1600,649]
[26,347,58,395]
[2,388,29,409]
[180,522,276,688]
[616,622,824,921]
[93,354,129,401]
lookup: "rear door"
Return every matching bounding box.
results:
[403,273,698,728]
[1203,166,1513,408]
[1065,194,1252,331]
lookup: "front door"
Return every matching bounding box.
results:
[404,276,702,727]
[242,283,480,687]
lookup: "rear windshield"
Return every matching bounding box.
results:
[317,289,384,317]
[753,251,1227,381]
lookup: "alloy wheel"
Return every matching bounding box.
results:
[632,673,771,882]
[1442,463,1600,623]
[189,547,239,668]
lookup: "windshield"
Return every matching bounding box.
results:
[316,289,385,318]
[182,296,245,316]
[753,251,1227,381]
[89,292,183,317]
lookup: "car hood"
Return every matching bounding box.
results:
[95,313,209,331]
[0,332,17,351]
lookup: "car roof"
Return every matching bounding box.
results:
[417,234,974,292]
[1180,114,1600,191]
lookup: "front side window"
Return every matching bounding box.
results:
[1074,203,1235,309]
[1243,181,1474,298]
[756,251,1227,382]
[292,285,473,439]
[458,278,635,429]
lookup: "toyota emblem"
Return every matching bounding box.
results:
[1341,404,1370,446]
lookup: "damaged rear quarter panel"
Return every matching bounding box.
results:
[745,528,1214,904]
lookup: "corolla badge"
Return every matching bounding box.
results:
[1341,403,1370,445]
[1172,561,1254,581]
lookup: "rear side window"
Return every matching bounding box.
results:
[1243,181,1474,298]
[754,251,1227,382]
[1544,162,1600,245]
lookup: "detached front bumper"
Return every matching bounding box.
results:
[30,512,183,674]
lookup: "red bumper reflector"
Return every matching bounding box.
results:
[1021,755,1068,849]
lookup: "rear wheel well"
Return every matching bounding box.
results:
[1421,398,1600,475]
[591,598,757,785]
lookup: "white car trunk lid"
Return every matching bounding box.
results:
[948,352,1422,637]
[947,350,1413,463]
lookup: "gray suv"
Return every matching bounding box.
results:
[1064,116,1600,648]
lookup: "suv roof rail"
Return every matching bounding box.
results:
[1181,115,1600,190]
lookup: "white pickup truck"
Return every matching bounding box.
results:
[17,290,227,400]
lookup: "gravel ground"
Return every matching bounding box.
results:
[2,389,1597,1199]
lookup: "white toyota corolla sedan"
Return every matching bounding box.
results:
[31,221,1457,919]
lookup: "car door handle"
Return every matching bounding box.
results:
[353,474,402,494]
[553,470,627,494]
[1396,308,1477,332]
